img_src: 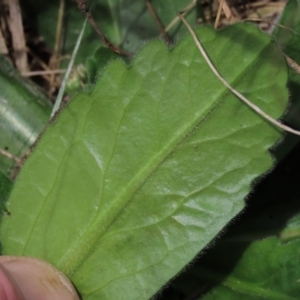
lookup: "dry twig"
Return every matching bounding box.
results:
[22,69,67,77]
[0,26,8,54]
[0,148,21,164]
[162,0,197,37]
[216,0,236,24]
[214,0,225,29]
[179,13,300,136]
[244,18,300,37]
[75,0,133,57]
[284,55,300,75]
[6,0,28,72]
[49,0,65,92]
[145,0,172,45]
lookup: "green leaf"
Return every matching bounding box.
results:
[273,0,300,60]
[20,0,116,66]
[193,237,300,300]
[21,0,196,64]
[0,23,288,299]
[272,0,300,160]
[0,55,52,177]
[117,0,197,52]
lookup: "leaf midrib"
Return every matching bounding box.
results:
[56,38,270,277]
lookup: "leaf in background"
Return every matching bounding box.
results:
[0,55,52,177]
[177,237,300,300]
[21,0,196,66]
[118,0,197,52]
[0,24,288,299]
[20,0,118,67]
[272,0,300,159]
[273,0,300,59]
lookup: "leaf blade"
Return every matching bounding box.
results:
[0,23,288,299]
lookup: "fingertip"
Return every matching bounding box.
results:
[0,264,25,300]
[0,257,79,300]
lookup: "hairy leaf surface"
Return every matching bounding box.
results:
[0,24,288,299]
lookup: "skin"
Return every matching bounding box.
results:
[0,257,79,300]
